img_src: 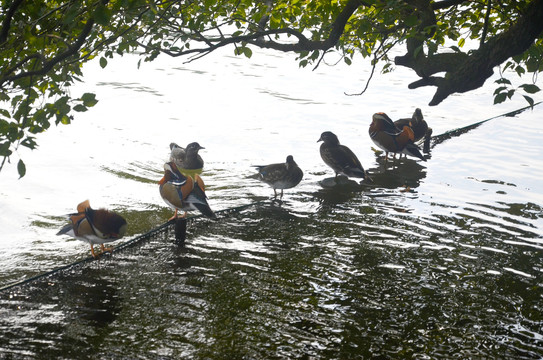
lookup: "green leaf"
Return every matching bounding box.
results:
[493,86,507,95]
[243,47,252,58]
[59,115,71,125]
[81,93,98,107]
[17,159,26,178]
[0,142,12,156]
[520,84,540,94]
[63,4,80,24]
[404,14,418,27]
[458,38,465,48]
[99,57,108,68]
[94,5,111,26]
[21,137,37,149]
[495,78,511,85]
[493,93,507,104]
[523,95,535,108]
[526,58,540,72]
[73,104,88,112]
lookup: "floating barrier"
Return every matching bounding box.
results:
[429,101,541,146]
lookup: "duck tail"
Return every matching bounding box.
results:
[404,142,426,161]
[187,184,216,218]
[56,223,74,236]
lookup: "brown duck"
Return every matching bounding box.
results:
[159,161,215,219]
[318,131,366,178]
[369,112,425,161]
[252,155,304,199]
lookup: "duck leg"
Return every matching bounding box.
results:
[90,244,99,258]
[168,209,179,221]
[100,243,113,254]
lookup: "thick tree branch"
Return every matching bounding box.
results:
[397,0,543,105]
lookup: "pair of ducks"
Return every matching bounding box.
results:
[57,110,429,258]
[56,142,213,258]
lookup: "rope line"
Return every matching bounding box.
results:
[430,101,541,146]
[0,201,264,293]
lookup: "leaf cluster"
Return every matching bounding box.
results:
[1,0,542,177]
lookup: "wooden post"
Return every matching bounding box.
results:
[174,217,187,245]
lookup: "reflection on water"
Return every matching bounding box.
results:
[0,48,542,358]
[1,198,542,358]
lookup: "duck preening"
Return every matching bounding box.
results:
[252,155,304,199]
[369,112,426,162]
[57,200,127,258]
[393,108,430,143]
[318,131,366,179]
[159,161,215,219]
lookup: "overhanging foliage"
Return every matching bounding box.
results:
[1,0,542,177]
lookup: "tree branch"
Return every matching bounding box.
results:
[427,0,543,105]
[398,0,543,105]
[481,0,491,45]
[0,0,24,45]
[149,0,365,58]
[0,17,95,88]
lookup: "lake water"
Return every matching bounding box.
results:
[0,48,542,358]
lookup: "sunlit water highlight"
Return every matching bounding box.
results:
[0,48,542,358]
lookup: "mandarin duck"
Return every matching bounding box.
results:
[252,155,304,199]
[369,112,426,162]
[159,161,215,219]
[393,108,429,143]
[170,142,205,175]
[318,131,366,179]
[56,200,127,258]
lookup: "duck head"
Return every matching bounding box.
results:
[370,112,397,132]
[185,142,204,154]
[317,131,340,145]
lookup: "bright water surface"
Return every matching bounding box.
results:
[0,48,542,358]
